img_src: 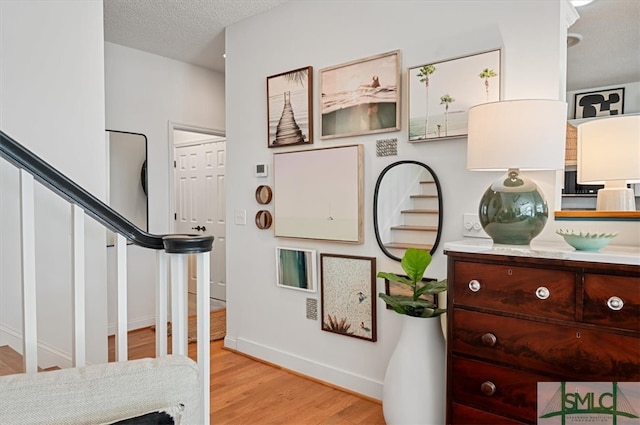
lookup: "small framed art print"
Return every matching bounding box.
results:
[275,247,317,292]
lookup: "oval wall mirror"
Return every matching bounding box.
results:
[373,160,443,261]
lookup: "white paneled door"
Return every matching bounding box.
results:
[174,140,226,301]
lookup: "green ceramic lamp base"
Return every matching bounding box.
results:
[479,169,548,245]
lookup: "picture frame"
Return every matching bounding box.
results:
[320,50,400,139]
[383,276,436,311]
[408,49,501,142]
[275,247,317,293]
[273,145,363,243]
[320,254,376,342]
[267,66,313,148]
[573,87,624,119]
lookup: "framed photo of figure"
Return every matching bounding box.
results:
[320,50,401,139]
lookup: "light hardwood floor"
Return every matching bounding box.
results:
[108,323,386,424]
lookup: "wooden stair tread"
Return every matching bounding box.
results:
[0,345,62,376]
[0,345,25,375]
[384,242,434,250]
[390,225,438,231]
[43,366,61,372]
[401,209,439,214]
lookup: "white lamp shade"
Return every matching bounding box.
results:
[467,100,567,171]
[577,115,640,184]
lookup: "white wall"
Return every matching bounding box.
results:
[0,1,107,366]
[224,0,584,400]
[104,43,225,331]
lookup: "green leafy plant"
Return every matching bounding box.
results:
[377,248,447,318]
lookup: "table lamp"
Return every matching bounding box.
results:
[577,115,640,211]
[467,99,567,245]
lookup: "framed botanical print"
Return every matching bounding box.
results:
[320,253,376,342]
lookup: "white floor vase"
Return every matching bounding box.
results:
[382,314,445,425]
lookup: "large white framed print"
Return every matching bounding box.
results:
[273,145,363,243]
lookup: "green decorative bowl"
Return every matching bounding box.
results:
[556,229,618,251]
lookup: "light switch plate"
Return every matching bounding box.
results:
[234,209,247,225]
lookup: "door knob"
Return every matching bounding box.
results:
[191,225,206,231]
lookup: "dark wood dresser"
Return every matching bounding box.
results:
[444,242,640,424]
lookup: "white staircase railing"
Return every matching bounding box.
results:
[2,130,212,423]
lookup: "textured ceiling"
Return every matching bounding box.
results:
[567,0,640,91]
[104,0,639,91]
[103,0,289,72]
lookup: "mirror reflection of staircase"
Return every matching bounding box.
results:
[385,179,439,254]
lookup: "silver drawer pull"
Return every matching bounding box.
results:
[481,381,496,396]
[536,286,550,300]
[607,296,624,311]
[481,333,497,347]
[468,279,481,292]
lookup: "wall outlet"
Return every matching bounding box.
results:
[234,209,247,225]
[463,213,490,238]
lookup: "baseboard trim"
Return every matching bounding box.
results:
[0,324,72,369]
[107,315,155,336]
[229,336,383,401]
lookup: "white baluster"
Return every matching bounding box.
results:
[156,250,168,357]
[196,252,211,424]
[71,204,86,367]
[115,233,128,361]
[19,170,37,373]
[170,254,187,355]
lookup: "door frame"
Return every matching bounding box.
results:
[167,121,225,233]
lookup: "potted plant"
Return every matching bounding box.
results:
[377,247,447,425]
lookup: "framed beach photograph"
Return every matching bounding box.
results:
[320,50,400,139]
[408,49,501,142]
[275,247,317,292]
[267,66,313,148]
[574,87,624,119]
[273,145,363,243]
[320,254,376,342]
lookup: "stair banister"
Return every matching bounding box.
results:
[72,204,86,367]
[1,130,163,249]
[1,130,213,424]
[20,170,38,373]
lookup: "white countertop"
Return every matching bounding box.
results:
[444,239,640,266]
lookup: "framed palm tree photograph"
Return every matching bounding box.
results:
[408,49,501,142]
[267,66,313,148]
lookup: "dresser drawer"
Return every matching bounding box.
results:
[451,356,551,423]
[451,402,527,424]
[452,309,640,381]
[583,273,640,332]
[453,261,575,320]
